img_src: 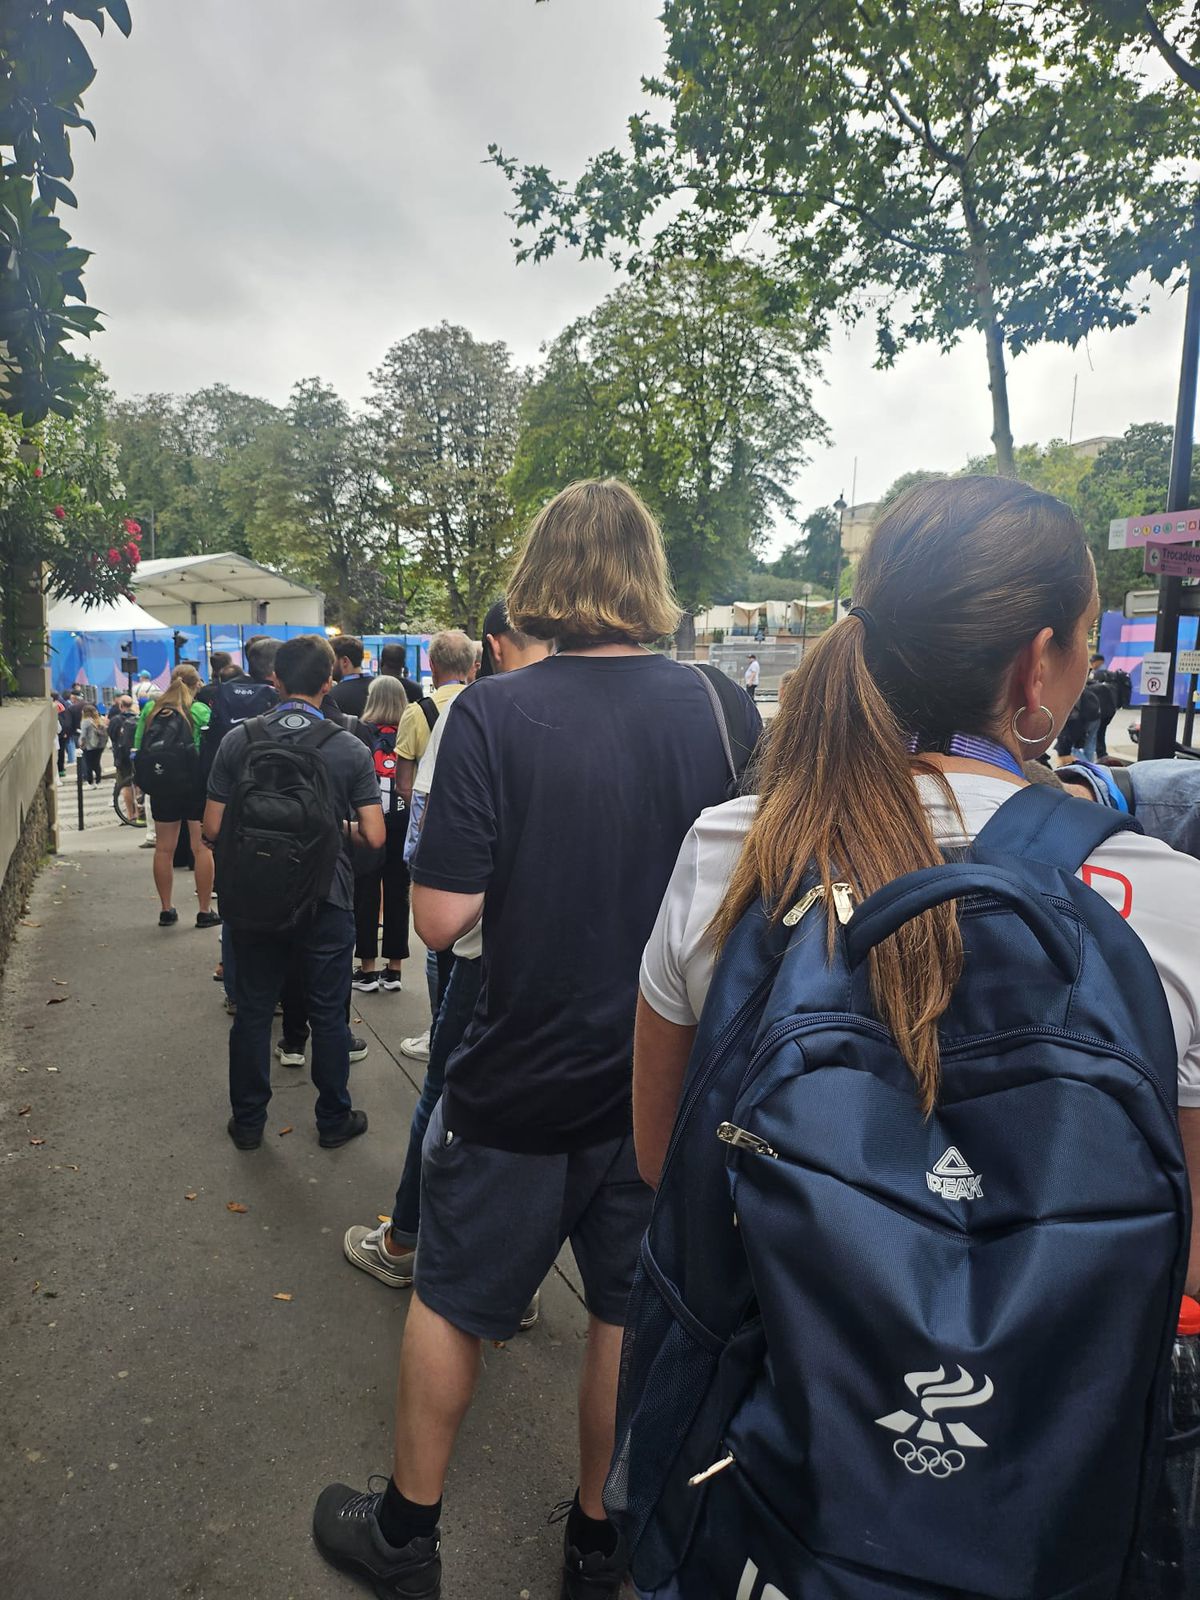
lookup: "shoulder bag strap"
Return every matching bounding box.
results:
[684,662,738,790]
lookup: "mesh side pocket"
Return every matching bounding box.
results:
[605,1243,723,1567]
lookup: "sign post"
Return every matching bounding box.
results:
[1141,197,1200,761]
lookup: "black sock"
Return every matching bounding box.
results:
[377,1478,440,1548]
[566,1490,618,1558]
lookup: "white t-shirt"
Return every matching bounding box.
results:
[639,772,1200,1107]
[743,659,760,688]
[412,701,482,962]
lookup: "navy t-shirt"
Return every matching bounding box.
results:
[411,653,750,1152]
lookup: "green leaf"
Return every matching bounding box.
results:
[104,0,134,37]
[37,176,79,209]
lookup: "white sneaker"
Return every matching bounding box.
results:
[343,1221,415,1286]
[274,1040,305,1068]
[399,1032,430,1061]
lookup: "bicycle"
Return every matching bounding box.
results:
[112,769,147,827]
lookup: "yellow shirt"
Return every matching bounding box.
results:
[395,681,468,764]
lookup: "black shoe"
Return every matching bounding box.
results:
[554,1501,629,1600]
[349,1034,370,1063]
[312,1480,440,1599]
[319,1109,368,1148]
[195,909,222,928]
[158,908,178,927]
[226,1116,262,1150]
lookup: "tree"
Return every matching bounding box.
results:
[247,378,385,632]
[510,260,825,647]
[1,2,132,422]
[367,324,526,635]
[1078,424,1200,610]
[492,2,1197,475]
[1069,2,1200,93]
[771,507,840,591]
[109,385,282,558]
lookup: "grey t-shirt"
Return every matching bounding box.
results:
[207,702,381,909]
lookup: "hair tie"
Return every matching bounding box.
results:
[848,605,875,634]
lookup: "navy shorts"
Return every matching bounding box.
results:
[415,1098,653,1341]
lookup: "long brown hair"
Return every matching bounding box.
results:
[146,664,198,728]
[713,476,1093,1112]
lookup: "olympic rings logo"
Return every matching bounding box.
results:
[893,1440,966,1479]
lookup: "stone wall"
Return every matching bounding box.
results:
[0,701,57,981]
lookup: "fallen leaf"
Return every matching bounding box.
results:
[45,997,68,1006]
[278,1126,293,1137]
[19,920,40,928]
[377,1215,391,1225]
[225,1201,248,1214]
[29,1137,45,1146]
[31,1281,40,1294]
[63,1164,79,1172]
[272,1292,293,1302]
[16,1066,28,1072]
[184,1192,197,1202]
[52,979,67,987]
[17,1105,31,1116]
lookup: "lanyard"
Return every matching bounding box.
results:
[908,731,1025,781]
[276,700,324,719]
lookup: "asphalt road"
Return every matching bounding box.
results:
[0,816,590,1599]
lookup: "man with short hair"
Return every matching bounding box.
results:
[394,630,475,810]
[379,642,423,705]
[196,651,245,708]
[330,635,373,717]
[743,653,760,699]
[204,634,384,1149]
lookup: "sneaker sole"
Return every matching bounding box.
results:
[343,1235,415,1288]
[352,981,380,992]
[275,1055,305,1069]
[312,1529,440,1600]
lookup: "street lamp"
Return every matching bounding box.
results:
[833,492,847,618]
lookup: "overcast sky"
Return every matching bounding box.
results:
[69,0,1194,549]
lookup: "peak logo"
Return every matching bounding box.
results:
[736,1560,793,1600]
[926,1146,983,1201]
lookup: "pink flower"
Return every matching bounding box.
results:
[107,547,121,566]
[33,467,42,478]
[125,543,140,564]
[53,505,66,520]
[123,518,141,537]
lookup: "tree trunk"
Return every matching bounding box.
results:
[675,610,697,660]
[960,166,1016,477]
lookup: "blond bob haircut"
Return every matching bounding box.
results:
[506,478,681,645]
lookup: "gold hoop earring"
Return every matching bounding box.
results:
[1011,704,1055,746]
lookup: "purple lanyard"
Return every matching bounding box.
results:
[907,731,1024,781]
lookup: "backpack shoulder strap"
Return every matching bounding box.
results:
[244,716,271,745]
[305,718,342,749]
[420,697,439,732]
[684,663,738,790]
[970,781,1141,873]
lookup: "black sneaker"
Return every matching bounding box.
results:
[227,1116,262,1150]
[319,1109,368,1148]
[553,1501,629,1600]
[352,968,380,992]
[379,971,403,992]
[195,909,222,928]
[312,1480,440,1599]
[158,908,178,927]
[349,1035,370,1063]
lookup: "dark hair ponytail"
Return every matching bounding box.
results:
[713,476,1093,1112]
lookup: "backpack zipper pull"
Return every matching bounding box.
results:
[688,1451,735,1487]
[782,885,824,926]
[717,1122,779,1159]
[831,882,855,925]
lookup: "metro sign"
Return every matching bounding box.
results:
[1109,509,1200,551]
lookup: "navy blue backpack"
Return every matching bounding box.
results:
[607,785,1191,1600]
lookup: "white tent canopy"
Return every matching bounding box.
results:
[48,593,169,632]
[131,553,323,626]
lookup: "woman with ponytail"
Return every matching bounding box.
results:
[636,476,1200,1283]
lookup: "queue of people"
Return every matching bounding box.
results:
[93,473,1200,1599]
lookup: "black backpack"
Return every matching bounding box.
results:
[108,711,136,764]
[134,709,199,799]
[215,716,344,934]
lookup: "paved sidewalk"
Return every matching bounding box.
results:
[0,826,589,1599]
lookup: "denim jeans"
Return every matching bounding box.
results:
[391,955,482,1247]
[1071,717,1101,764]
[228,901,355,1134]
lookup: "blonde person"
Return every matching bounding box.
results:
[133,664,217,929]
[313,480,756,1600]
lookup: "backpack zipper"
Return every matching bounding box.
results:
[782,881,855,927]
[717,1122,779,1159]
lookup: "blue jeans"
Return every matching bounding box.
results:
[1071,717,1101,763]
[228,902,355,1134]
[391,955,482,1247]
